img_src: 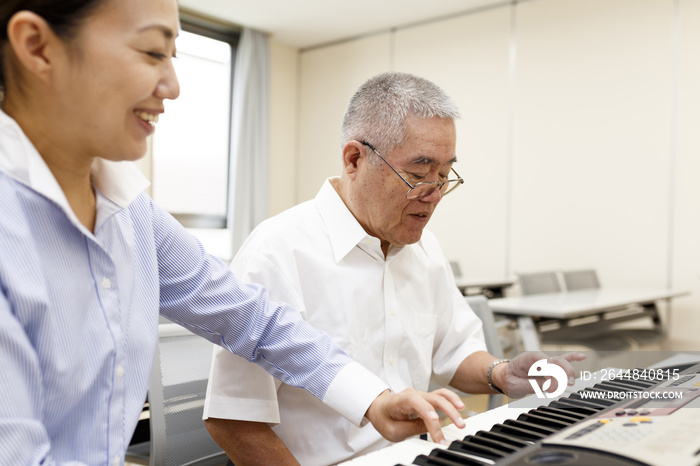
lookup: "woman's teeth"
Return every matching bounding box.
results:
[135,111,159,125]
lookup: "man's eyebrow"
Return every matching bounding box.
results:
[410,156,458,165]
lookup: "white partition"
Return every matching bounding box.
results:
[671,0,700,342]
[510,0,672,290]
[297,34,392,202]
[393,7,512,278]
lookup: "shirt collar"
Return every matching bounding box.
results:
[0,109,150,217]
[315,177,431,263]
[315,178,382,263]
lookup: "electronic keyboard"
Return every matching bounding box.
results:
[342,358,700,466]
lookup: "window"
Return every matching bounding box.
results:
[150,20,239,259]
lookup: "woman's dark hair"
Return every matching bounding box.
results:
[0,0,105,91]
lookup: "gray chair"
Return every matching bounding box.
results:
[126,323,228,466]
[449,260,462,278]
[517,271,561,295]
[465,295,506,410]
[562,269,600,291]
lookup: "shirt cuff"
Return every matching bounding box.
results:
[322,361,388,426]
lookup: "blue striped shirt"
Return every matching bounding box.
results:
[0,111,386,465]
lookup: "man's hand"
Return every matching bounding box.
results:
[495,351,587,398]
[365,388,466,446]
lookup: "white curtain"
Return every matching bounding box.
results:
[228,28,270,255]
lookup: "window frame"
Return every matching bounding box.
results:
[158,13,240,229]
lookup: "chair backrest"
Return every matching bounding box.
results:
[517,271,562,295]
[562,269,600,291]
[149,323,227,466]
[449,260,462,278]
[465,295,504,358]
[465,296,506,409]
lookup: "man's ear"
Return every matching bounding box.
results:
[341,141,365,178]
[6,11,58,84]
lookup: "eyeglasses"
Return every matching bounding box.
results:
[360,141,464,200]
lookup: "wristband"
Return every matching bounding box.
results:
[486,359,510,394]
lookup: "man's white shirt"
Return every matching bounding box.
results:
[204,178,486,465]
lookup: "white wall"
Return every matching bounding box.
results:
[268,0,700,343]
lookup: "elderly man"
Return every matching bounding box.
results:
[203,72,583,466]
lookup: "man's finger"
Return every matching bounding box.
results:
[426,389,465,429]
[399,390,446,444]
[550,352,587,384]
[565,351,588,362]
[431,388,465,409]
[404,388,468,445]
[420,408,446,445]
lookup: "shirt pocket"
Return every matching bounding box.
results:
[407,313,438,391]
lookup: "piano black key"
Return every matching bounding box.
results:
[447,438,507,461]
[536,405,587,421]
[598,376,657,389]
[596,380,648,392]
[585,384,625,394]
[583,390,626,403]
[547,399,600,416]
[473,429,532,448]
[430,448,493,465]
[411,449,489,466]
[620,378,656,389]
[582,387,626,400]
[568,391,617,407]
[410,453,457,466]
[528,407,584,424]
[460,434,519,454]
[550,396,607,412]
[490,422,549,441]
[502,419,559,436]
[516,412,576,430]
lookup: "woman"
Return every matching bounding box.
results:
[0,0,465,464]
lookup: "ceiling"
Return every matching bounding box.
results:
[178,0,511,49]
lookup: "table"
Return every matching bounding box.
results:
[454,277,515,298]
[488,288,690,351]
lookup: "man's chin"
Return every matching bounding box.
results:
[392,233,424,248]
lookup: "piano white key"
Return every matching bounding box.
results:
[340,437,441,465]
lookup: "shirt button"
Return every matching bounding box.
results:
[102,278,112,289]
[388,358,394,366]
[113,455,121,466]
[389,309,396,317]
[116,365,125,378]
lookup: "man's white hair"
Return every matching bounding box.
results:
[340,72,460,156]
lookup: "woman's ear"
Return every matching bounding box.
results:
[6,11,58,84]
